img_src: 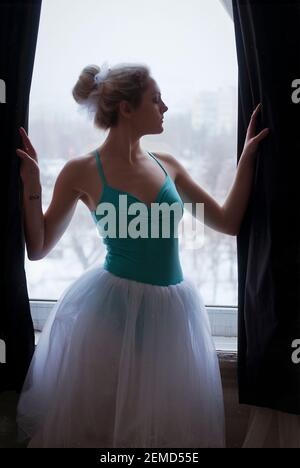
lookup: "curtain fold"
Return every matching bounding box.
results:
[233,0,300,414]
[0,0,42,392]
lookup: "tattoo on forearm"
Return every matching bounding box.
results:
[29,193,41,200]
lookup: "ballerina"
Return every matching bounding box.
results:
[16,62,269,448]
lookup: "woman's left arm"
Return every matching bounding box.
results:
[221,103,269,235]
[159,104,269,236]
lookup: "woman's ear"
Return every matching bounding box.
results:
[119,100,133,119]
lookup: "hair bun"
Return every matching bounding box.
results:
[72,65,100,104]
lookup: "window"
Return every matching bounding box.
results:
[26,0,238,346]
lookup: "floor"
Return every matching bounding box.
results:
[0,391,28,448]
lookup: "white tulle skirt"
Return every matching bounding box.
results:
[17,266,225,448]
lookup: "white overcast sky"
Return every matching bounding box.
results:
[30,0,237,119]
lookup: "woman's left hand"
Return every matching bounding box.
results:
[241,103,269,161]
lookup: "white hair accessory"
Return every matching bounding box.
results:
[76,61,111,122]
[94,61,110,85]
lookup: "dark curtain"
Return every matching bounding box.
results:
[0,0,42,392]
[233,0,300,414]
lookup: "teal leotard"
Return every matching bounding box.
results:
[91,150,184,286]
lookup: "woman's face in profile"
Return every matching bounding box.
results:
[131,77,168,136]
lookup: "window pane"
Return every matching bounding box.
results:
[26,0,238,306]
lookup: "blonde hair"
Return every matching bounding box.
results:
[72,62,151,130]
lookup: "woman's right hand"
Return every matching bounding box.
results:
[16,127,41,188]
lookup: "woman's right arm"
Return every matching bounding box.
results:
[17,128,82,260]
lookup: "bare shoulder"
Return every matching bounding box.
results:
[55,156,81,193]
[151,151,185,182]
[67,153,94,171]
[60,153,94,192]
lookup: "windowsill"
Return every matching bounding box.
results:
[213,336,237,352]
[31,300,238,354]
[34,330,237,365]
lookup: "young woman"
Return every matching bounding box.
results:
[16,62,269,448]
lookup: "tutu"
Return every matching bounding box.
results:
[17,265,225,448]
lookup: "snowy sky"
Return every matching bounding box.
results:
[30,0,237,119]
